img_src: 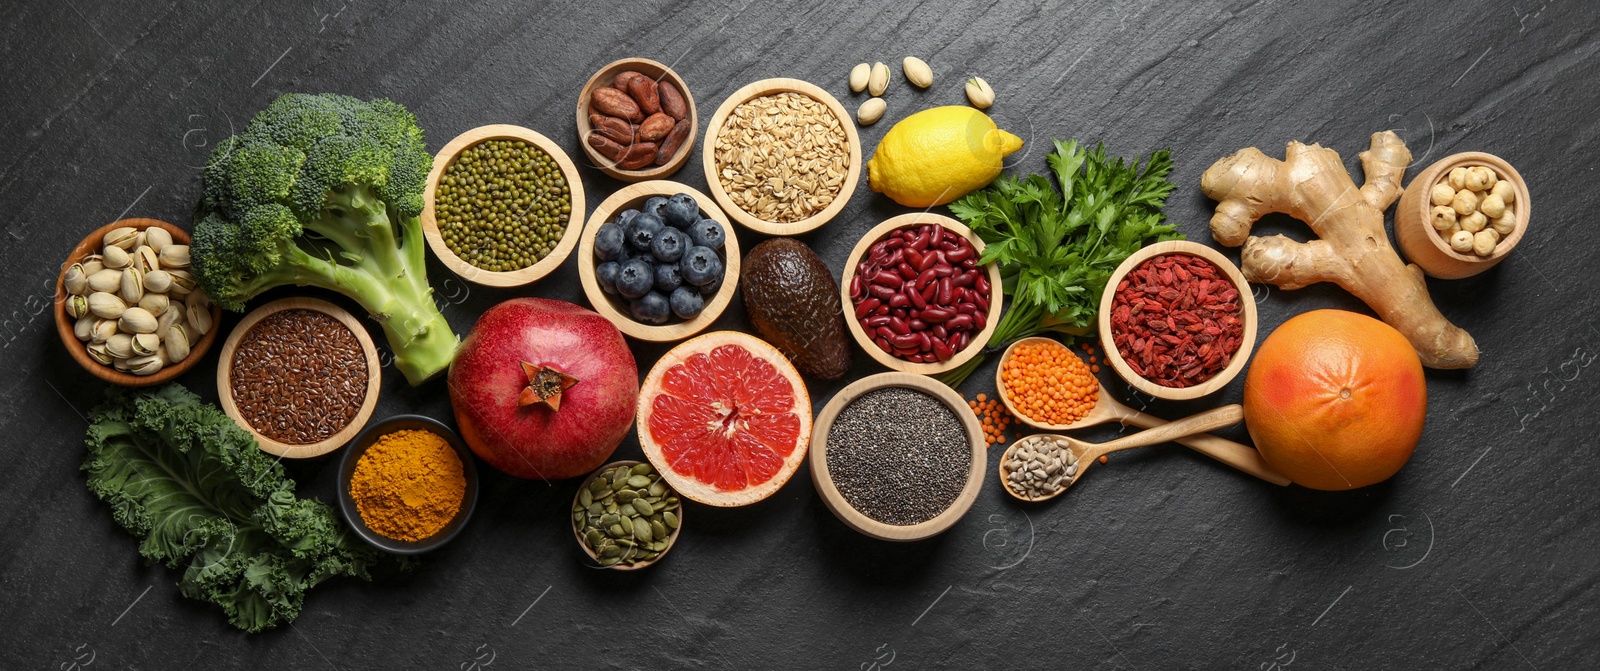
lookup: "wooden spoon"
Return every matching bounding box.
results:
[998,405,1245,502]
[996,337,1289,486]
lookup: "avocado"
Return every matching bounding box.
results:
[740,239,852,379]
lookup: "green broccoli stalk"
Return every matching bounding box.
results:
[193,93,457,384]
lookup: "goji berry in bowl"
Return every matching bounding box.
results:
[1097,241,1258,400]
[841,213,1004,376]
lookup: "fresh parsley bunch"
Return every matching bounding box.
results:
[942,139,1182,387]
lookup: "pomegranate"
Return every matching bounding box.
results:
[449,298,639,479]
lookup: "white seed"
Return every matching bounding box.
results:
[1430,205,1457,231]
[1447,166,1469,190]
[965,77,995,109]
[1472,229,1500,257]
[1430,182,1456,206]
[849,63,870,93]
[1449,229,1474,253]
[1479,193,1506,218]
[1490,180,1515,205]
[1451,189,1479,216]
[868,62,890,96]
[1460,211,1487,233]
[1490,209,1517,237]
[902,57,933,88]
[1465,166,1496,191]
[856,97,887,126]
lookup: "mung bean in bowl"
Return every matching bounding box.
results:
[701,78,861,236]
[571,460,683,570]
[421,124,587,288]
[216,297,381,459]
[809,372,986,541]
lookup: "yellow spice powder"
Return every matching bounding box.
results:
[350,429,465,542]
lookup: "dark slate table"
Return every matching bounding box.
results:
[4,1,1596,668]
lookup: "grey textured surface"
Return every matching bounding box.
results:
[3,0,1597,668]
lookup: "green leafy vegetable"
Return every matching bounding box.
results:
[83,384,384,633]
[941,139,1182,387]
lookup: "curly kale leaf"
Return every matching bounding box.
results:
[82,384,384,633]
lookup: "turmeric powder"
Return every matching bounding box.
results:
[350,429,465,542]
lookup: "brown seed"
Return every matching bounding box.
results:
[618,142,658,170]
[624,76,661,115]
[638,112,675,142]
[589,114,634,144]
[591,87,643,122]
[586,132,627,161]
[658,81,687,120]
[654,120,691,165]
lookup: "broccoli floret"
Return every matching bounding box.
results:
[193,93,457,384]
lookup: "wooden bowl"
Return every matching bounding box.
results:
[1395,152,1530,279]
[700,78,861,236]
[1096,241,1258,401]
[809,372,986,541]
[577,181,740,342]
[575,58,698,181]
[420,124,587,287]
[336,414,480,554]
[839,213,1003,376]
[54,218,222,387]
[570,460,683,571]
[216,297,381,459]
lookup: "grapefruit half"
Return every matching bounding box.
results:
[638,331,812,506]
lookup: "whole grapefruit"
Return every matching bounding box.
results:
[1243,310,1426,490]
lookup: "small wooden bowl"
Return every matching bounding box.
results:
[577,181,741,342]
[570,460,684,571]
[700,78,861,236]
[995,336,1101,431]
[420,124,588,287]
[810,372,986,541]
[216,297,381,459]
[337,414,480,554]
[839,213,1003,376]
[1097,241,1257,401]
[575,58,698,181]
[54,218,222,387]
[1395,152,1530,279]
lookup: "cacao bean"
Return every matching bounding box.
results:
[625,76,661,115]
[654,120,691,165]
[658,81,687,120]
[613,70,647,90]
[617,142,657,169]
[591,87,643,122]
[590,114,634,144]
[638,112,674,142]
[586,132,626,160]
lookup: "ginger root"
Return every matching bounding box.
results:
[1201,131,1478,369]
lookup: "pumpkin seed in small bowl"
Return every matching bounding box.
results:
[571,460,683,570]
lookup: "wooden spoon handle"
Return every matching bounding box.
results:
[1091,405,1244,457]
[1122,410,1291,486]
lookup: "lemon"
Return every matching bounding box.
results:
[867,106,1023,208]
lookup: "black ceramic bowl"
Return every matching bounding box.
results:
[337,414,480,554]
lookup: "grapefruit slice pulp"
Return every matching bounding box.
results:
[638,332,812,506]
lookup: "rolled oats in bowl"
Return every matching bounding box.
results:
[713,92,849,224]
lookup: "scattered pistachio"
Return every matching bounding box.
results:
[119,307,158,334]
[138,293,169,316]
[131,332,161,357]
[143,269,173,294]
[165,325,191,363]
[65,295,90,320]
[143,227,173,252]
[88,292,126,320]
[125,353,163,376]
[102,227,138,250]
[186,301,212,336]
[134,246,159,274]
[87,269,122,294]
[857,97,887,126]
[902,57,933,88]
[73,315,96,342]
[119,267,145,305]
[158,245,190,269]
[868,61,890,96]
[849,63,870,93]
[106,333,134,360]
[65,264,88,295]
[86,342,114,365]
[965,76,995,109]
[90,319,118,343]
[102,245,131,270]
